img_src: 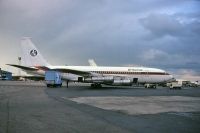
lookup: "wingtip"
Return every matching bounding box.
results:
[6,64,13,66]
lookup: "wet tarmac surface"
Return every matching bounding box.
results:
[0,81,200,133]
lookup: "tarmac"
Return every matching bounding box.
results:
[0,81,200,133]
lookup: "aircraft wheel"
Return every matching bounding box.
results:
[96,83,102,88]
[91,83,102,88]
[91,84,95,88]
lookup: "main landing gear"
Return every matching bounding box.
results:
[66,80,69,88]
[91,83,102,88]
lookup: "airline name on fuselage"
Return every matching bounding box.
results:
[128,68,143,71]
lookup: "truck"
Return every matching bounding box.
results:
[169,80,182,89]
[144,83,157,88]
[45,71,62,87]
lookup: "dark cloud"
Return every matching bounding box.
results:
[139,12,200,70]
[140,13,183,37]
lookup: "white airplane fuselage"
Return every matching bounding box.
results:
[26,65,173,84]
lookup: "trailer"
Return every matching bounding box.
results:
[45,71,62,87]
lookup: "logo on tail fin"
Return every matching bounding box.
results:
[30,49,38,57]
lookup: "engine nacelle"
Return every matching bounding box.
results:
[84,76,114,83]
[112,79,132,86]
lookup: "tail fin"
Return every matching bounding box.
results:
[88,59,97,67]
[20,37,50,67]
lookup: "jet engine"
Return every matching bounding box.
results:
[84,76,114,83]
[84,76,133,86]
[112,79,132,86]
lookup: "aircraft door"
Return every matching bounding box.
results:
[78,77,83,82]
[133,78,138,83]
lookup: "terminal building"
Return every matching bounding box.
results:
[0,68,12,80]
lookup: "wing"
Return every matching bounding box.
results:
[6,64,38,71]
[7,64,100,77]
[51,68,92,77]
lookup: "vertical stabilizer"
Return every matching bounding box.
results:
[88,59,97,67]
[20,37,50,67]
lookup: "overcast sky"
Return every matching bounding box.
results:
[0,0,200,81]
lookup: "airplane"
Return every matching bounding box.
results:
[7,37,175,88]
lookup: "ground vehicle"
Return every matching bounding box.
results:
[144,83,157,88]
[45,71,62,87]
[169,81,182,89]
[190,81,200,87]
